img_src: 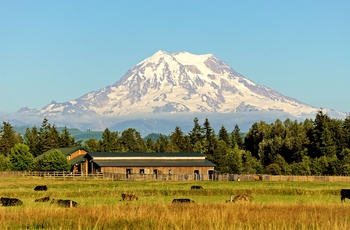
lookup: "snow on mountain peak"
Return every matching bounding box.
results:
[173,51,212,64]
[20,50,322,119]
[141,50,174,64]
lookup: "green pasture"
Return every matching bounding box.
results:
[2,177,350,229]
[0,176,347,206]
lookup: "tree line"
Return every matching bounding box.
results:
[1,110,350,175]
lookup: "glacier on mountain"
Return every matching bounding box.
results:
[4,50,345,135]
[21,50,318,117]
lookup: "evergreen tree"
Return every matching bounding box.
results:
[325,155,341,175]
[155,134,169,152]
[203,118,216,158]
[84,138,101,152]
[49,125,60,148]
[37,118,57,154]
[213,140,229,172]
[309,110,337,158]
[228,145,244,174]
[100,128,119,152]
[0,121,22,156]
[182,136,192,152]
[145,138,155,152]
[244,121,270,159]
[340,149,350,175]
[169,126,188,152]
[120,128,146,152]
[9,143,35,171]
[218,125,230,146]
[23,126,40,157]
[282,119,308,163]
[343,115,350,149]
[259,136,283,167]
[192,137,204,153]
[271,119,286,139]
[230,124,243,149]
[188,117,204,150]
[326,118,344,159]
[59,127,77,147]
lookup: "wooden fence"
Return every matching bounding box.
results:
[2,171,350,182]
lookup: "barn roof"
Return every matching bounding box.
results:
[86,152,215,167]
[86,152,206,160]
[38,146,88,159]
[69,154,85,165]
[93,159,215,167]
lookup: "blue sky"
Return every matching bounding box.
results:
[1,0,349,113]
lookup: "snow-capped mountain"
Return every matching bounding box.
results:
[7,50,344,135]
[19,50,317,117]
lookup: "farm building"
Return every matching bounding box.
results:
[37,147,88,172]
[82,152,216,179]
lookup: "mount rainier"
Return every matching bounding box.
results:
[5,50,342,135]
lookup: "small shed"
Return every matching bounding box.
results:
[83,152,215,178]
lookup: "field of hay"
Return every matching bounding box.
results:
[0,176,350,229]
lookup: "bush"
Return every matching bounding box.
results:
[265,163,282,175]
[36,150,71,171]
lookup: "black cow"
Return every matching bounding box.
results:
[51,198,78,207]
[172,198,194,203]
[1,197,23,206]
[121,194,138,201]
[35,196,50,202]
[341,189,350,202]
[191,185,203,190]
[34,185,48,191]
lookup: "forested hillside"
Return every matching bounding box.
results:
[13,126,103,142]
[1,110,350,175]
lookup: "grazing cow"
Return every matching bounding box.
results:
[1,197,23,206]
[191,185,203,190]
[121,193,138,201]
[51,198,78,208]
[172,198,195,203]
[231,194,253,202]
[341,189,350,202]
[35,197,50,202]
[34,185,48,191]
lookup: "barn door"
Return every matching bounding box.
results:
[126,169,132,179]
[153,169,158,179]
[208,170,214,180]
[194,170,199,180]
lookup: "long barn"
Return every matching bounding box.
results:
[83,152,216,179]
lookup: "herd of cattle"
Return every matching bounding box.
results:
[120,185,252,203]
[0,185,78,208]
[2,186,350,207]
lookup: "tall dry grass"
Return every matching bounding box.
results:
[0,176,349,229]
[0,203,349,229]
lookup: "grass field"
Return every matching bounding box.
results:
[0,176,350,229]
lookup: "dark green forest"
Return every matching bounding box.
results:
[1,110,350,175]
